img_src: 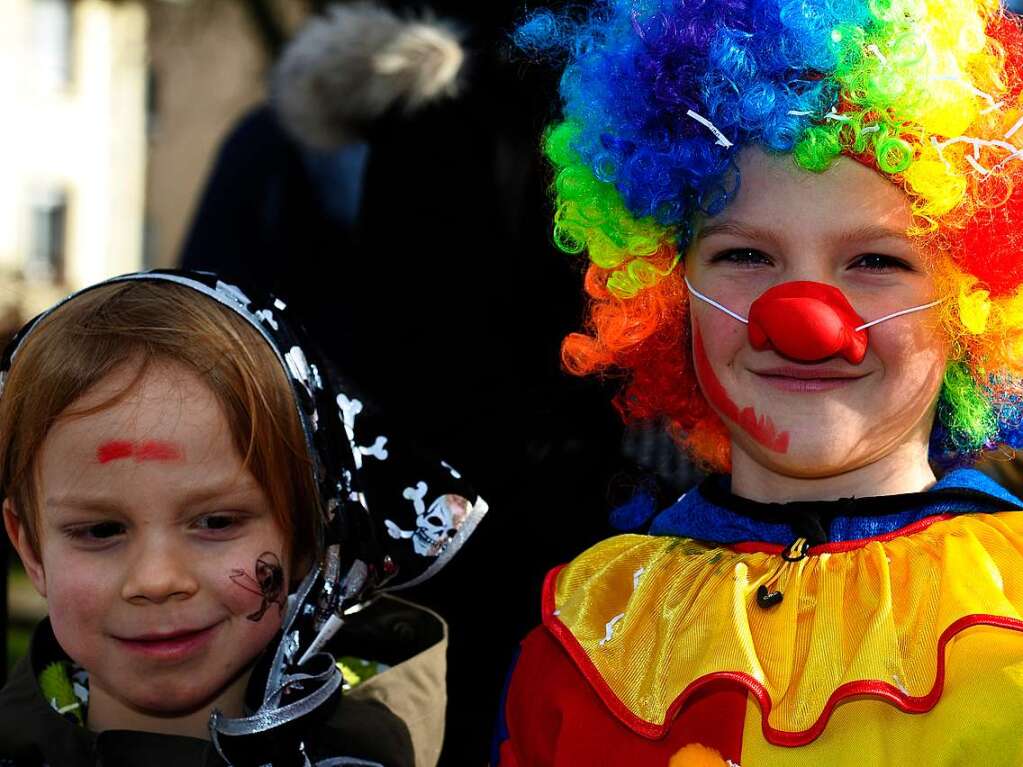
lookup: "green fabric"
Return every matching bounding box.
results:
[337,656,389,689]
[38,660,84,725]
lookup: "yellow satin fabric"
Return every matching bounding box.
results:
[552,513,1023,737]
[739,625,1023,765]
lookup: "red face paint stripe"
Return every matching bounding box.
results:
[692,324,789,453]
[135,441,183,462]
[97,440,134,464]
[95,440,183,464]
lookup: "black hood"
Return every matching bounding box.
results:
[1,268,486,595]
[0,268,486,763]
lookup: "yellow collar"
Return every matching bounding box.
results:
[545,513,1023,744]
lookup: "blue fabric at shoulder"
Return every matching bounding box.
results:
[645,468,1023,545]
[934,467,1023,507]
[609,490,658,532]
[647,478,796,541]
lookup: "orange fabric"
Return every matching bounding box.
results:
[668,744,730,766]
[547,513,1023,742]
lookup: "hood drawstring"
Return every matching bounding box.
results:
[756,537,810,608]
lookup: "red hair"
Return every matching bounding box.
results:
[563,252,732,471]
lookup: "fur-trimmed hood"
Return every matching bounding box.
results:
[272,2,465,148]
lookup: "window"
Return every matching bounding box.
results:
[27,189,68,284]
[142,214,159,270]
[32,0,74,90]
[146,66,160,136]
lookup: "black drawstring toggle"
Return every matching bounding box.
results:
[756,584,784,608]
[755,537,810,609]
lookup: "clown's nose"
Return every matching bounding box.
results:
[747,281,868,364]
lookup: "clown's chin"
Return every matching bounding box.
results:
[728,407,931,485]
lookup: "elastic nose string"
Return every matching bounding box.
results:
[853,299,942,331]
[684,275,940,331]
[684,276,749,324]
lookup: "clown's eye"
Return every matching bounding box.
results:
[851,253,912,272]
[710,248,772,267]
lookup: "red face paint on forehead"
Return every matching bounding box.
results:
[96,440,183,464]
[96,440,133,464]
[135,441,183,461]
[692,324,790,453]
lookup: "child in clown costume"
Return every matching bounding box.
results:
[495,0,1023,764]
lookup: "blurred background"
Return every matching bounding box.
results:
[0,0,291,322]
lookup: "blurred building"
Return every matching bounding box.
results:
[0,0,148,327]
[145,0,295,269]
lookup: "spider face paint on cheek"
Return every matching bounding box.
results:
[229,551,286,622]
[692,322,790,453]
[96,440,183,464]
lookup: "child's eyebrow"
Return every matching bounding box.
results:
[829,224,915,247]
[45,477,265,515]
[696,220,913,248]
[45,496,122,514]
[695,220,784,249]
[174,478,265,507]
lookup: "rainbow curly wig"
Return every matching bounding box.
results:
[516,0,1023,470]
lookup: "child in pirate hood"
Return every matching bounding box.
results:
[0,271,485,767]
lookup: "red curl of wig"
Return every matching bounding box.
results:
[563,259,732,471]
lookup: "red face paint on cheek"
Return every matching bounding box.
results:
[95,440,183,464]
[692,323,790,453]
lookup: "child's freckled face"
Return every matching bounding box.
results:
[27,361,289,718]
[685,148,949,476]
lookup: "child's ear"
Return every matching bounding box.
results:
[3,498,47,598]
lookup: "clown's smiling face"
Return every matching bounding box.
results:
[685,147,948,498]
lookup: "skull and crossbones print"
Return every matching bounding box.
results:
[385,481,472,557]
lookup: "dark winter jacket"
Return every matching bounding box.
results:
[0,595,446,767]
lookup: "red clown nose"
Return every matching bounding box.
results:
[747,281,868,364]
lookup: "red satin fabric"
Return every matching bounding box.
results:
[497,626,747,766]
